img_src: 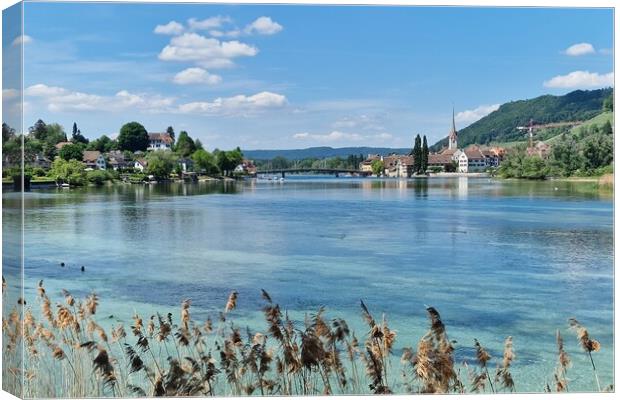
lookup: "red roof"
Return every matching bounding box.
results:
[148,133,173,144]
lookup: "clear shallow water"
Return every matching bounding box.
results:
[2,177,614,392]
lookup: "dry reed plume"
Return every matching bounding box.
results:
[1,277,612,397]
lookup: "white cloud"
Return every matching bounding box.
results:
[244,16,283,35]
[455,104,500,125]
[154,21,184,35]
[292,131,392,143]
[173,67,222,85]
[564,42,595,56]
[543,70,614,89]
[178,91,287,115]
[24,83,175,113]
[331,114,385,131]
[188,16,231,31]
[209,29,242,38]
[12,35,32,46]
[158,33,258,69]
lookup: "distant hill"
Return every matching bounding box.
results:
[431,88,613,151]
[243,146,411,160]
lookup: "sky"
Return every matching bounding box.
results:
[2,3,614,150]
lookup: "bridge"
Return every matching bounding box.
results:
[256,168,370,178]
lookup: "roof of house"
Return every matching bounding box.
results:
[83,151,102,163]
[55,141,72,150]
[148,133,173,144]
[428,153,454,164]
[135,158,148,167]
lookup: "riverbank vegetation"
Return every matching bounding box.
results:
[2,279,611,397]
[497,111,613,180]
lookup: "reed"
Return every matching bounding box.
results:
[1,278,611,397]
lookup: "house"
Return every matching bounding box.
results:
[33,154,52,169]
[395,155,414,177]
[428,153,454,171]
[134,159,147,172]
[106,150,131,170]
[147,133,173,151]
[82,151,107,170]
[55,141,72,151]
[359,154,380,173]
[234,160,257,176]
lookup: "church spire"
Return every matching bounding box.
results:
[448,105,458,150]
[452,106,456,133]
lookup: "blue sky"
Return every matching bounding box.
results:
[3,3,614,150]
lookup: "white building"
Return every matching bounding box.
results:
[147,133,173,151]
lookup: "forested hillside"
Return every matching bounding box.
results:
[431,88,613,150]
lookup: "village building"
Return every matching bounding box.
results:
[134,159,147,172]
[82,151,107,170]
[106,150,131,170]
[359,155,380,173]
[234,159,257,176]
[55,141,72,151]
[147,133,173,151]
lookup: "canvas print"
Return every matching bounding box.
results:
[1,1,615,397]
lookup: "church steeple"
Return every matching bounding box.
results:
[448,106,458,150]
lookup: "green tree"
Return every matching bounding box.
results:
[194,138,204,151]
[192,149,219,175]
[166,126,175,142]
[582,133,613,172]
[59,143,84,161]
[49,158,87,186]
[601,120,613,135]
[175,131,196,157]
[87,135,114,152]
[3,122,16,143]
[603,93,613,112]
[118,122,149,152]
[271,156,290,169]
[421,135,429,173]
[86,170,111,186]
[146,151,177,180]
[549,137,585,177]
[521,156,548,179]
[412,134,422,174]
[29,119,47,140]
[371,159,384,176]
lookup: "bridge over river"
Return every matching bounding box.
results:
[256,168,371,178]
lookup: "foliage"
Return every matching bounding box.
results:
[175,131,196,157]
[431,88,613,150]
[215,147,244,176]
[87,135,115,152]
[118,122,149,152]
[2,122,16,143]
[166,126,175,142]
[192,149,219,175]
[412,134,422,174]
[602,93,613,112]
[48,158,87,186]
[146,151,177,180]
[71,122,89,144]
[59,143,85,161]
[371,159,384,176]
[86,170,112,185]
[2,281,610,397]
[421,136,429,173]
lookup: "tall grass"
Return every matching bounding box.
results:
[1,279,612,397]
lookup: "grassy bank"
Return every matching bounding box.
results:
[2,279,611,397]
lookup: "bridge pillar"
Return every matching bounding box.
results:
[281,171,285,179]
[335,172,339,178]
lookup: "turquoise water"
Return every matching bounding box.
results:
[2,177,614,392]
